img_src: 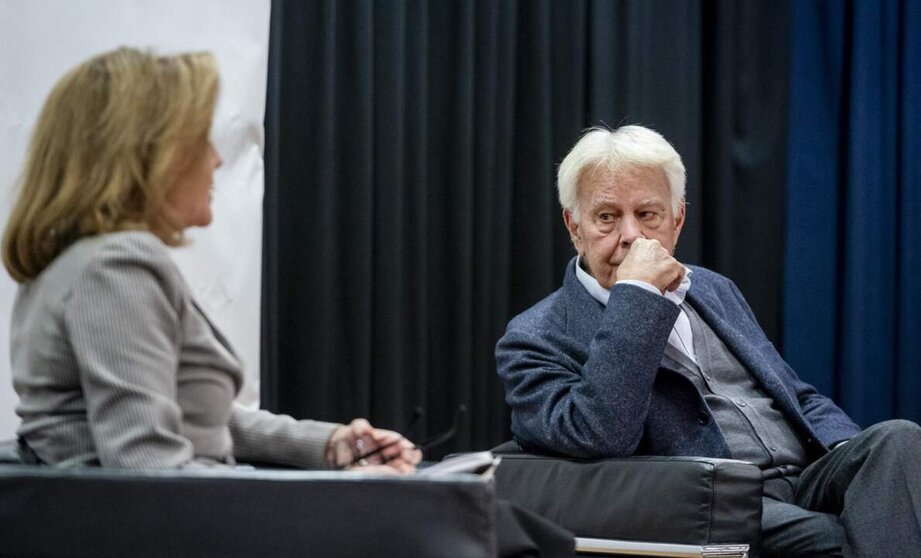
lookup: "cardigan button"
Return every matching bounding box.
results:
[697,411,710,425]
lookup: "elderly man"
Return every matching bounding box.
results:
[496,125,921,557]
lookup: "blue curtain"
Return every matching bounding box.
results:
[784,0,921,427]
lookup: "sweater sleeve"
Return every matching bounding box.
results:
[230,404,340,469]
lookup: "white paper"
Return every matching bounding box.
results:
[0,0,271,438]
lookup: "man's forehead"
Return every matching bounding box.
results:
[589,193,666,208]
[580,165,670,203]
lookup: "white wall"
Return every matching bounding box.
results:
[0,0,271,439]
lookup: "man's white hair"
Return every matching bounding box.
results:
[557,125,686,220]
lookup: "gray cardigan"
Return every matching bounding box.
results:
[496,258,861,461]
[11,231,337,468]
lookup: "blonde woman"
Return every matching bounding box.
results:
[3,47,420,471]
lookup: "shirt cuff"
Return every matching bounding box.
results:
[616,279,662,296]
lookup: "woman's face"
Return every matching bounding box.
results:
[165,142,223,229]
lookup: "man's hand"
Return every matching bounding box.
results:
[325,418,422,474]
[616,238,685,293]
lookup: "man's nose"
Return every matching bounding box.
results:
[618,216,644,246]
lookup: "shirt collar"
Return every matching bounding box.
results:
[574,257,692,307]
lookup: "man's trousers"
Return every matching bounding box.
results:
[760,420,921,557]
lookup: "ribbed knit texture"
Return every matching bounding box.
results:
[12,231,338,469]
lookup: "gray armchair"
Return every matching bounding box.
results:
[491,442,762,558]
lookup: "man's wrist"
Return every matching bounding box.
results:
[616,279,662,296]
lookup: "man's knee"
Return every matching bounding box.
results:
[851,420,921,467]
[865,419,921,447]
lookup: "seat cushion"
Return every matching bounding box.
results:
[0,465,497,557]
[493,451,762,546]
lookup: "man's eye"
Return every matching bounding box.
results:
[598,213,614,222]
[639,211,658,220]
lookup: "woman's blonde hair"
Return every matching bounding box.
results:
[2,47,219,282]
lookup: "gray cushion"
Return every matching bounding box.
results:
[0,440,21,464]
[0,465,496,558]
[493,444,761,546]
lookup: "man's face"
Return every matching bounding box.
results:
[563,165,685,289]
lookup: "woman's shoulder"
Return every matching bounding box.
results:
[16,231,188,326]
[78,231,185,287]
[34,231,185,302]
[58,231,173,270]
[88,229,169,254]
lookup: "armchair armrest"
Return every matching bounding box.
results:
[0,465,496,557]
[492,443,762,548]
[0,439,21,464]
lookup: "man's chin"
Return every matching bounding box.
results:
[599,269,619,290]
[580,259,618,289]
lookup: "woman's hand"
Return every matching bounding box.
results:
[325,418,422,473]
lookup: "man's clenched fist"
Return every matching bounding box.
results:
[616,238,685,293]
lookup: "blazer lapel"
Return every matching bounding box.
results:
[685,284,800,415]
[191,300,243,366]
[561,258,607,345]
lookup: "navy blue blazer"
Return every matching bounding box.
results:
[496,258,861,462]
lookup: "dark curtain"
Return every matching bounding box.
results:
[784,0,921,427]
[263,0,791,457]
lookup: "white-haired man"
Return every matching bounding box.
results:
[496,125,921,556]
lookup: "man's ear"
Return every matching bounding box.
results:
[671,200,686,249]
[563,209,583,252]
